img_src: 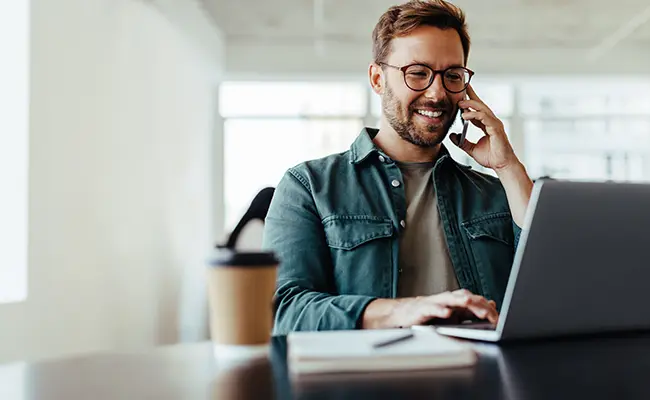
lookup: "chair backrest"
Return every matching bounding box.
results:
[223,187,275,249]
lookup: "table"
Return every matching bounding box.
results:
[1,332,650,399]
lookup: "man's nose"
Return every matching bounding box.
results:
[424,73,446,100]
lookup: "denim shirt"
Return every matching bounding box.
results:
[263,128,522,334]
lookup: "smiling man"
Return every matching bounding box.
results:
[263,0,534,333]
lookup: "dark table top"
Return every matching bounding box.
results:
[2,332,650,400]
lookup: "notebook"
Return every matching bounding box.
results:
[287,328,476,375]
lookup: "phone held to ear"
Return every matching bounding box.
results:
[458,96,469,146]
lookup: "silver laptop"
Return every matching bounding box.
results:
[436,179,650,342]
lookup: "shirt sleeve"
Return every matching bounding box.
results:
[262,168,376,334]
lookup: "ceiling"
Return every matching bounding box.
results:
[204,0,650,46]
[201,0,650,75]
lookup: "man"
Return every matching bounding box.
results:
[263,0,534,334]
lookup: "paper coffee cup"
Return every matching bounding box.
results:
[207,248,278,360]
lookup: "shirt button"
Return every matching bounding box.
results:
[378,155,386,163]
[400,220,406,228]
[391,179,401,188]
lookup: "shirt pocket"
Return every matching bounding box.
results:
[323,216,394,296]
[461,212,515,307]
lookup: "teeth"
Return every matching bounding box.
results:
[416,110,443,118]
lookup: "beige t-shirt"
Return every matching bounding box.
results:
[396,161,460,297]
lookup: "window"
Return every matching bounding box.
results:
[220,77,650,230]
[220,82,366,229]
[521,79,650,181]
[220,82,366,117]
[223,118,362,228]
[0,0,29,303]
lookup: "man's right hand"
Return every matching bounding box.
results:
[361,289,498,329]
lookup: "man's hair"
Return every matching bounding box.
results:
[372,0,470,65]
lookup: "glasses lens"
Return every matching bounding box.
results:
[443,68,470,92]
[404,65,433,91]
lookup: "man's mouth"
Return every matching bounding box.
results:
[413,108,446,123]
[415,109,444,118]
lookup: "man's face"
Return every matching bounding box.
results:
[380,26,466,148]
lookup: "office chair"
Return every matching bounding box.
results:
[221,187,275,249]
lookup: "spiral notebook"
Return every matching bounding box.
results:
[287,328,476,375]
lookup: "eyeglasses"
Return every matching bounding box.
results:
[379,63,474,93]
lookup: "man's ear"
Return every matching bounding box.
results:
[368,63,384,95]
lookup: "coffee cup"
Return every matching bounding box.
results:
[207,247,279,361]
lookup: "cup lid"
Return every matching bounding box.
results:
[209,247,279,267]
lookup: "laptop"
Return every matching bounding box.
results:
[435,179,650,342]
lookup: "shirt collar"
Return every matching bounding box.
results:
[349,127,453,167]
[349,127,379,164]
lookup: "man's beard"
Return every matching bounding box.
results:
[382,84,457,148]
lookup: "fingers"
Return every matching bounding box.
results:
[466,84,482,102]
[467,303,499,324]
[461,110,494,126]
[429,290,481,309]
[463,85,491,114]
[449,133,477,155]
[459,99,492,115]
[460,87,494,120]
[462,85,499,122]
[429,290,499,324]
[461,111,505,136]
[420,303,453,320]
[460,111,487,132]
[463,293,498,324]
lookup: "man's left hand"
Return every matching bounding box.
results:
[450,84,534,227]
[450,84,519,173]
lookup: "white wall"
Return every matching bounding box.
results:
[0,0,224,363]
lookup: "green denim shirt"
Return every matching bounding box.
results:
[263,128,522,334]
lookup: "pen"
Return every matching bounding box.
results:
[372,332,415,349]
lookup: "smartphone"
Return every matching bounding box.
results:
[458,100,469,146]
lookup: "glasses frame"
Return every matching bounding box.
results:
[379,62,475,94]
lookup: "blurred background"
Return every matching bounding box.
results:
[1,0,649,364]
